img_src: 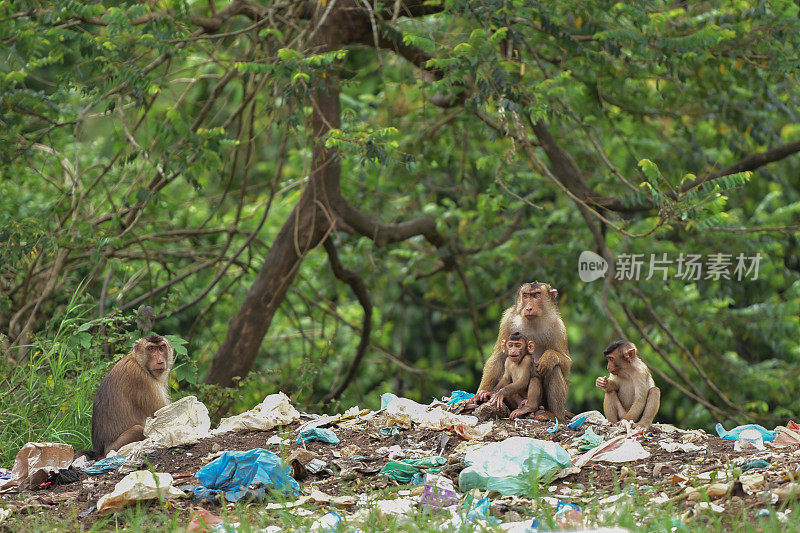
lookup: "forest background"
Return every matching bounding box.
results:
[1,0,799,465]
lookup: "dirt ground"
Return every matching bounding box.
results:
[2,406,798,530]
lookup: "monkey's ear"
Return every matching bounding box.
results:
[527,340,536,354]
[549,288,558,300]
[624,346,636,360]
[134,338,143,351]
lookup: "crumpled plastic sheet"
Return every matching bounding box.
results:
[570,410,608,426]
[196,448,300,502]
[379,457,446,484]
[573,435,650,468]
[446,390,475,404]
[96,470,186,514]
[458,437,571,495]
[116,396,212,458]
[573,427,604,451]
[82,455,126,475]
[715,423,775,442]
[0,442,74,493]
[213,392,300,435]
[296,428,339,445]
[384,396,492,440]
[772,421,800,448]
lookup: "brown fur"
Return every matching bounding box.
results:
[596,340,660,429]
[476,282,572,419]
[91,335,173,457]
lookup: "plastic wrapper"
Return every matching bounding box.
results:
[573,427,603,451]
[379,457,446,484]
[573,435,650,467]
[384,396,492,440]
[715,423,775,442]
[116,396,212,459]
[82,455,127,475]
[0,442,74,493]
[420,474,459,513]
[196,448,300,502]
[213,392,300,435]
[297,428,340,445]
[446,390,475,404]
[458,437,571,495]
[96,471,186,514]
[772,421,800,448]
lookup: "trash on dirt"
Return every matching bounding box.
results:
[459,437,571,495]
[196,448,300,502]
[118,396,211,457]
[420,473,459,513]
[306,458,327,474]
[380,426,403,437]
[573,427,603,451]
[567,415,589,431]
[383,396,492,440]
[741,459,770,472]
[187,507,225,532]
[696,501,724,513]
[213,392,300,435]
[546,419,559,433]
[775,483,800,502]
[0,442,74,493]
[297,428,340,445]
[266,435,291,446]
[82,455,126,475]
[96,470,186,514]
[734,429,765,451]
[47,467,84,486]
[309,510,342,532]
[308,488,357,507]
[715,423,775,442]
[573,435,650,467]
[739,472,765,494]
[658,441,704,453]
[371,497,416,516]
[379,456,446,484]
[0,508,10,524]
[447,390,475,404]
[532,500,583,530]
[772,421,800,448]
[70,455,90,470]
[570,411,608,426]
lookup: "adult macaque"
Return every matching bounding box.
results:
[475,281,571,419]
[595,339,660,429]
[91,334,174,457]
[473,332,537,417]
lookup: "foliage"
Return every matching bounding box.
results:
[0,0,799,448]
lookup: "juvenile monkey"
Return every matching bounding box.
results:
[475,281,571,419]
[595,339,660,429]
[473,332,537,417]
[91,334,174,457]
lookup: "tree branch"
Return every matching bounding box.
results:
[320,238,373,405]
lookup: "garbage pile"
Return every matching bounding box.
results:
[1,391,799,531]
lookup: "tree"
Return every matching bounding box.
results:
[2,0,799,424]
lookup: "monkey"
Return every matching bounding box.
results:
[595,339,660,429]
[91,334,174,457]
[472,332,537,418]
[474,281,572,420]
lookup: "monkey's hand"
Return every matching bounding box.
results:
[595,376,617,392]
[536,350,559,375]
[475,390,493,402]
[489,391,505,409]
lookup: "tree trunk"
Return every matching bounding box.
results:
[206,28,342,387]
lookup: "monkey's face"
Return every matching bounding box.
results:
[136,336,173,377]
[518,282,558,319]
[605,351,621,374]
[505,339,527,360]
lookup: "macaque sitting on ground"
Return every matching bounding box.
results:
[91,334,174,457]
[472,332,539,418]
[595,339,660,429]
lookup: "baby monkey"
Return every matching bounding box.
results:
[595,339,660,429]
[474,331,540,419]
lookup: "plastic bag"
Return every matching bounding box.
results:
[447,390,475,404]
[97,471,186,514]
[213,392,300,435]
[0,442,74,493]
[196,448,300,502]
[82,455,126,475]
[573,427,603,451]
[379,457,446,484]
[573,435,650,466]
[384,396,492,440]
[772,421,800,448]
[458,437,571,495]
[715,423,775,442]
[297,428,340,445]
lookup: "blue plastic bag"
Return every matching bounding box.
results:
[83,455,126,474]
[297,428,340,445]
[715,423,775,442]
[567,415,588,431]
[196,448,300,502]
[447,390,475,404]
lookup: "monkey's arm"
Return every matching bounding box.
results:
[477,337,507,392]
[536,349,572,376]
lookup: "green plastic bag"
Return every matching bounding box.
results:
[379,456,446,484]
[458,437,571,496]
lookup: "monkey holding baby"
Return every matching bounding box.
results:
[595,339,660,429]
[91,334,174,457]
[472,281,572,420]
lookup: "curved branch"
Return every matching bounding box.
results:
[320,238,373,405]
